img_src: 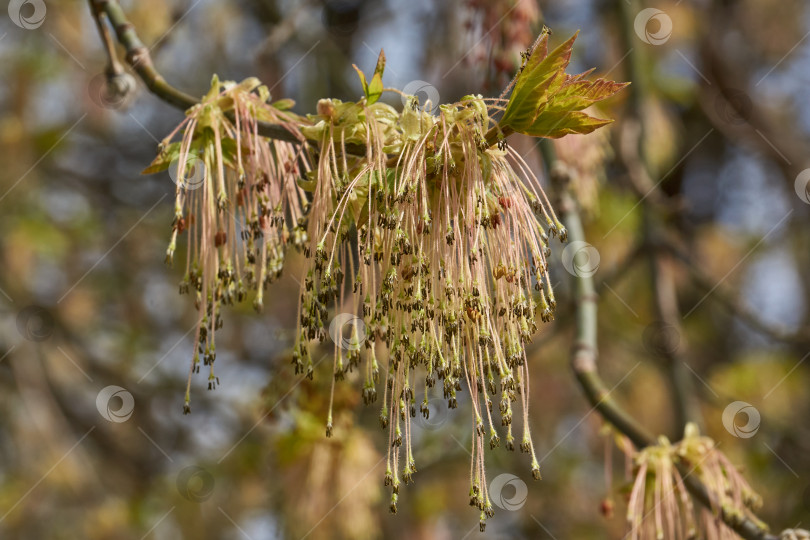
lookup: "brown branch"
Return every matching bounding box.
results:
[614,0,703,437]
[660,239,810,348]
[647,239,704,432]
[89,0,124,77]
[617,109,703,435]
[87,0,301,143]
[699,24,808,183]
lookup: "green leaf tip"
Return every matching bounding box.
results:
[353,49,386,105]
[500,31,628,139]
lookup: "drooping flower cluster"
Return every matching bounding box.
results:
[285,33,627,527]
[144,77,310,411]
[145,31,628,528]
[627,424,763,540]
[292,89,564,525]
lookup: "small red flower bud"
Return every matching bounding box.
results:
[600,498,614,518]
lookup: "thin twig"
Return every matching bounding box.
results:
[88,0,301,143]
[88,0,124,77]
[661,239,810,347]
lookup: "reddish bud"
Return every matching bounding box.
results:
[600,498,614,519]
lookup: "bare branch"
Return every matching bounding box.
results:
[662,239,810,347]
[87,0,301,143]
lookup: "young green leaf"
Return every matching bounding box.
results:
[522,111,613,138]
[543,74,629,114]
[499,32,628,139]
[501,32,576,130]
[142,142,182,174]
[366,49,386,105]
[352,64,369,98]
[271,98,296,111]
[352,49,386,105]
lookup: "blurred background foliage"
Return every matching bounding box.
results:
[1,0,809,538]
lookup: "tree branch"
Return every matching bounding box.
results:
[613,0,703,437]
[647,239,705,434]
[553,157,778,540]
[660,239,810,348]
[88,0,302,143]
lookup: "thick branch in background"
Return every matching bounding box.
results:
[661,239,810,348]
[614,0,704,439]
[698,5,809,187]
[551,147,779,540]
